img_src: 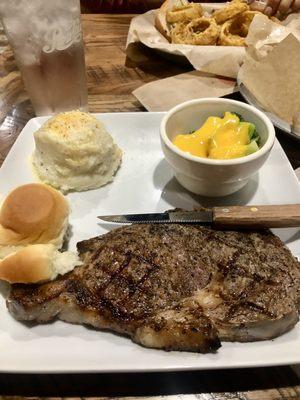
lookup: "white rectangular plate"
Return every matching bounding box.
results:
[0,112,300,373]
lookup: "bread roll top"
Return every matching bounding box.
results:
[0,183,69,248]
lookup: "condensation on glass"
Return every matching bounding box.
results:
[0,0,88,116]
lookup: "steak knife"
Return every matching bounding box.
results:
[98,204,300,228]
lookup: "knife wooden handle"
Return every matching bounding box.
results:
[213,204,300,228]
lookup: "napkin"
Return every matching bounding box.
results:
[238,14,300,133]
[245,13,300,59]
[133,71,237,111]
[126,8,245,79]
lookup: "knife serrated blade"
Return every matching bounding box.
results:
[98,205,300,228]
[98,211,213,224]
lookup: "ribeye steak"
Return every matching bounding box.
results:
[7,224,300,352]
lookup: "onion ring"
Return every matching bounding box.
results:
[170,22,192,44]
[185,17,219,45]
[168,0,282,47]
[166,3,203,24]
[234,10,262,35]
[212,0,249,24]
[170,17,219,45]
[218,19,246,46]
[218,10,261,46]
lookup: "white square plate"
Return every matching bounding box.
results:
[0,112,300,373]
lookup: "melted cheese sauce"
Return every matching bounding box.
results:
[173,112,252,160]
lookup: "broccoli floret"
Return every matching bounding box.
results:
[230,112,244,122]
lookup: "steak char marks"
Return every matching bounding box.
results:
[7,224,300,352]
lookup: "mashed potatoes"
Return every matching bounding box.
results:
[32,111,122,192]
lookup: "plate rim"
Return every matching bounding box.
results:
[0,111,300,373]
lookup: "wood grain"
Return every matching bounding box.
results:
[81,0,164,13]
[214,204,300,228]
[0,15,299,167]
[0,14,299,400]
[0,14,191,165]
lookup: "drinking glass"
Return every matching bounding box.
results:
[0,0,88,116]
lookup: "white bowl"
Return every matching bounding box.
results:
[160,98,275,197]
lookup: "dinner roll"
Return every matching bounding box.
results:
[0,183,69,257]
[0,244,81,284]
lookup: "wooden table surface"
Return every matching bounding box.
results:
[0,13,300,400]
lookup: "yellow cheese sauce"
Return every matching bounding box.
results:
[173,112,260,160]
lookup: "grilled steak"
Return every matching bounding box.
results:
[7,224,300,352]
